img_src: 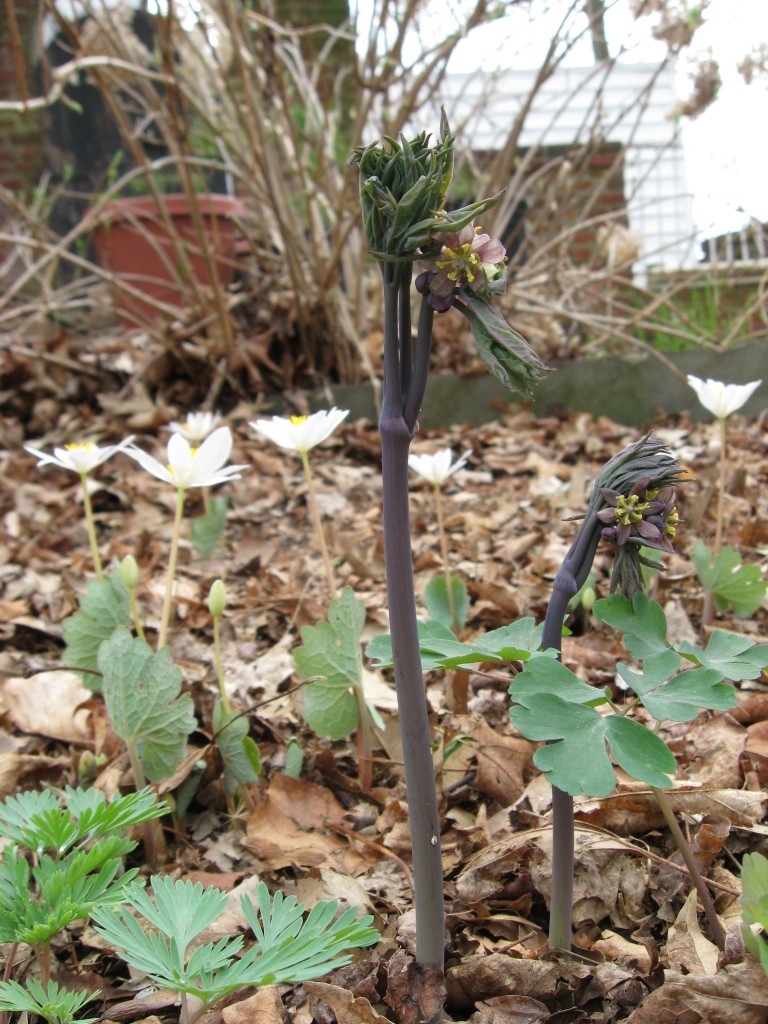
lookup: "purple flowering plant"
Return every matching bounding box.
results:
[369,430,768,963]
[349,113,546,999]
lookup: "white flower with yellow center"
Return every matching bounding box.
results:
[166,411,222,444]
[125,426,247,489]
[408,448,470,487]
[25,437,136,475]
[686,375,762,420]
[249,408,349,454]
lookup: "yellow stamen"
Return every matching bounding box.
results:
[65,442,96,452]
[290,415,308,426]
[436,242,481,284]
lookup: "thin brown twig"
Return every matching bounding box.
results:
[325,819,415,893]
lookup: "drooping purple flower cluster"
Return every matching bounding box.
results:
[415,221,507,311]
[597,479,680,553]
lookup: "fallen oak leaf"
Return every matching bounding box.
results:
[303,981,389,1024]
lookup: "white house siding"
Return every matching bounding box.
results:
[423,62,697,280]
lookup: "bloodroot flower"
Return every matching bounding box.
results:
[24,436,136,579]
[250,408,349,454]
[416,221,507,312]
[166,411,222,444]
[25,437,135,475]
[686,375,761,420]
[126,427,247,490]
[408,448,470,487]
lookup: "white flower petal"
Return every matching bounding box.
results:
[124,444,175,485]
[250,417,297,450]
[250,408,349,453]
[167,432,195,483]
[125,429,247,488]
[687,374,762,419]
[25,436,135,475]
[187,427,234,485]
[408,448,471,486]
[167,411,222,443]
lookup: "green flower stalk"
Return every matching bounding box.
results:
[24,437,136,579]
[207,579,260,814]
[208,578,229,713]
[250,409,350,601]
[686,374,762,625]
[408,448,471,630]
[351,113,546,996]
[541,435,684,951]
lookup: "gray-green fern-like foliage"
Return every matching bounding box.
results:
[92,876,379,1024]
[0,787,164,951]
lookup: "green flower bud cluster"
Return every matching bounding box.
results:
[349,110,454,259]
[350,110,502,262]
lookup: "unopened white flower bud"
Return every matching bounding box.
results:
[208,579,227,619]
[120,554,140,591]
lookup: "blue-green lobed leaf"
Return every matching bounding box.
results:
[98,627,196,782]
[693,540,767,617]
[592,592,670,660]
[294,587,365,740]
[62,567,131,689]
[617,651,736,722]
[510,655,609,707]
[676,630,768,681]
[511,693,676,797]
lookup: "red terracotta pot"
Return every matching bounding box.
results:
[91,193,246,326]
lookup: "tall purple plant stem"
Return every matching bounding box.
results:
[542,517,601,952]
[380,263,444,969]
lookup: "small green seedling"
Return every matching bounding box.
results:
[92,876,379,1024]
[0,978,99,1024]
[0,786,165,980]
[741,852,768,976]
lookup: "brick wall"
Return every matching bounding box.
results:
[0,4,45,203]
[520,142,626,267]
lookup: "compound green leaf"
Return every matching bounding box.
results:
[62,567,131,689]
[618,651,735,722]
[676,630,768,681]
[98,627,196,782]
[512,696,616,797]
[294,587,365,740]
[367,617,549,672]
[511,693,676,797]
[592,592,670,660]
[693,540,767,617]
[603,714,677,787]
[510,656,609,707]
